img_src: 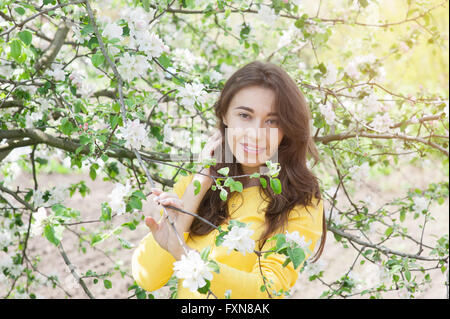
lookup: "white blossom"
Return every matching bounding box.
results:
[0,64,13,78]
[173,250,214,292]
[304,259,326,277]
[25,111,42,128]
[413,196,429,213]
[0,229,12,249]
[257,5,278,26]
[398,286,414,299]
[13,291,30,299]
[219,63,236,79]
[108,181,132,215]
[222,225,255,256]
[32,187,68,208]
[71,25,90,43]
[116,118,151,150]
[362,93,382,114]
[305,21,326,35]
[325,209,343,226]
[318,101,336,125]
[344,60,360,79]
[363,263,391,289]
[177,82,209,110]
[208,70,223,83]
[31,207,48,237]
[172,48,206,73]
[163,124,174,144]
[0,254,13,271]
[8,263,25,278]
[0,272,8,285]
[117,53,150,82]
[47,64,65,81]
[120,6,154,31]
[69,71,84,89]
[321,64,338,86]
[102,22,123,41]
[349,162,370,183]
[347,270,364,293]
[133,31,167,58]
[285,230,311,250]
[370,113,394,132]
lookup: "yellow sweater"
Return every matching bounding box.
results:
[131,173,323,299]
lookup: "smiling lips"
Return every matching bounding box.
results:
[241,143,266,154]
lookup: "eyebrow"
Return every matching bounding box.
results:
[234,106,278,116]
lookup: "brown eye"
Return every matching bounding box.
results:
[239,113,250,119]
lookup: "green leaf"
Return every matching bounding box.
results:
[405,269,411,282]
[288,247,305,269]
[231,181,243,193]
[217,167,229,176]
[60,118,75,137]
[220,188,228,201]
[208,260,220,274]
[117,236,133,249]
[89,165,97,180]
[10,40,22,61]
[385,227,394,237]
[194,180,201,195]
[358,0,369,8]
[132,190,146,200]
[129,196,142,210]
[103,279,112,289]
[270,178,282,194]
[91,52,105,67]
[14,7,26,15]
[200,246,211,260]
[158,52,172,69]
[142,0,150,11]
[18,30,32,46]
[100,203,111,222]
[44,224,64,246]
[197,279,210,294]
[318,62,327,75]
[259,177,267,188]
[215,230,227,246]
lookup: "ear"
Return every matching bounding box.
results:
[222,117,228,127]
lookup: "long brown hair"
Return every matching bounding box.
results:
[189,61,326,263]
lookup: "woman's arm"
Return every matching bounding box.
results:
[131,173,211,291]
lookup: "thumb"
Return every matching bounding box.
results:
[145,216,159,233]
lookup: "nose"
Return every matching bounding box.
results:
[244,126,266,145]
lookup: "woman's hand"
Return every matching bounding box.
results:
[143,188,188,260]
[196,129,223,184]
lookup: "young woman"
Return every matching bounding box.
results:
[132,61,326,299]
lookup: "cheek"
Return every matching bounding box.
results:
[267,129,283,149]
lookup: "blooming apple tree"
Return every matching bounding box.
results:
[0,0,448,299]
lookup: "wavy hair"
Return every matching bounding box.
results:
[189,61,326,262]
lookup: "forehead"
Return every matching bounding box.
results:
[229,86,277,114]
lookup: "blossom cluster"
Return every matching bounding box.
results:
[107,180,133,215]
[173,250,214,292]
[116,119,151,150]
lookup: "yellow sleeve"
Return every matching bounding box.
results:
[207,199,324,299]
[131,173,194,292]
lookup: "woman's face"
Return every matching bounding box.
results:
[222,86,284,175]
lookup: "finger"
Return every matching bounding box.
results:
[151,188,163,195]
[160,198,184,209]
[157,192,180,201]
[145,216,159,233]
